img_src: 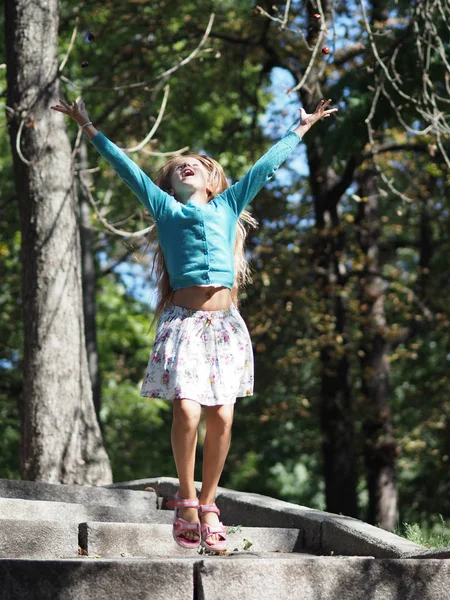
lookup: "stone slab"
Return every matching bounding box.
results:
[115,478,426,558]
[0,558,193,600]
[0,497,171,525]
[0,520,78,559]
[79,522,303,558]
[108,478,319,551]
[405,546,450,559]
[106,479,162,491]
[195,557,450,600]
[0,479,155,512]
[321,516,423,558]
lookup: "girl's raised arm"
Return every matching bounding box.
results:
[221,99,338,216]
[50,99,170,222]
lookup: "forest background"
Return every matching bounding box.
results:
[1,0,449,537]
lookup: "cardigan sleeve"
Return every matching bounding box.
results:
[219,131,301,216]
[90,132,170,222]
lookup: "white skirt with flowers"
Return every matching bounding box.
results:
[140,303,254,406]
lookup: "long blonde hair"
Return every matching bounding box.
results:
[148,153,258,323]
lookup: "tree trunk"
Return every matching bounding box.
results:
[78,140,102,423]
[299,107,357,516]
[320,344,357,516]
[315,219,358,517]
[294,0,358,517]
[356,166,398,530]
[5,0,112,484]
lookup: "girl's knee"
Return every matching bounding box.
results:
[173,398,201,430]
[205,405,234,432]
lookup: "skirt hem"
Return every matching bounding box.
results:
[140,389,254,407]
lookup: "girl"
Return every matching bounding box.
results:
[50,97,337,551]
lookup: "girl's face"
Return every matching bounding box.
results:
[169,157,210,199]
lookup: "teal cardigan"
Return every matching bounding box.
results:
[91,131,301,291]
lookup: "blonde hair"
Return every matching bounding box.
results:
[148,153,258,323]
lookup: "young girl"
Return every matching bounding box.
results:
[51,97,337,551]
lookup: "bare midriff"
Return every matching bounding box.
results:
[172,285,232,311]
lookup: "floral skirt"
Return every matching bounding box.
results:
[140,303,254,406]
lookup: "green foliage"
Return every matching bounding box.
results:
[96,275,175,482]
[397,516,450,549]
[0,55,22,478]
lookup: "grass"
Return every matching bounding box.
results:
[397,515,450,548]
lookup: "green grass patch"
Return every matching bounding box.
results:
[396,516,450,548]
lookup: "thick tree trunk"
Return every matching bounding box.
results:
[78,140,102,423]
[5,0,112,484]
[315,224,358,517]
[301,108,357,516]
[298,0,358,517]
[320,345,357,516]
[356,167,398,530]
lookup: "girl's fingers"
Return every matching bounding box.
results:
[50,107,68,115]
[315,99,333,113]
[298,100,337,122]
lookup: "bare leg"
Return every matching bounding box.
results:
[199,404,234,543]
[171,399,202,540]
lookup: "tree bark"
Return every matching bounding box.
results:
[356,166,398,530]
[5,0,112,484]
[78,140,102,423]
[298,0,358,517]
[320,345,357,516]
[314,212,358,517]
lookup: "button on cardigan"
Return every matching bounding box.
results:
[90,131,301,291]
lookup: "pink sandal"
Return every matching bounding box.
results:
[166,492,201,549]
[199,503,227,552]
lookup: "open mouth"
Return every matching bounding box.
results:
[182,168,195,177]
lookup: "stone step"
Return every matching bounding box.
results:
[0,478,154,511]
[120,478,425,559]
[0,558,192,600]
[0,497,172,525]
[79,522,304,558]
[0,518,302,560]
[196,555,450,600]
[0,520,78,559]
[1,556,449,600]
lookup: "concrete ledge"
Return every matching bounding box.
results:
[0,558,193,600]
[79,522,303,558]
[1,555,448,600]
[195,557,450,600]
[0,479,154,512]
[0,520,78,559]
[0,497,171,525]
[109,478,425,558]
[404,547,450,559]
[321,516,424,558]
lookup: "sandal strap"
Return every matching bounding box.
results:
[199,503,220,516]
[201,523,226,537]
[174,519,200,532]
[167,492,199,510]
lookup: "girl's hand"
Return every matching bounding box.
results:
[293,99,338,138]
[299,99,338,127]
[50,99,90,127]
